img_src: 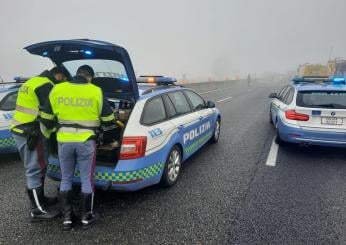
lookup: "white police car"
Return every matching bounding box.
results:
[0,81,23,153]
[269,76,346,147]
[24,39,221,190]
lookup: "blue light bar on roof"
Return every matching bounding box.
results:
[292,76,330,83]
[13,76,30,82]
[137,76,177,84]
[332,76,345,84]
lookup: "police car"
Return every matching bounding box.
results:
[0,80,25,153]
[23,39,221,190]
[269,76,346,147]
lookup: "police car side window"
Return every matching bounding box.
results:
[168,92,191,115]
[184,91,205,111]
[0,92,18,111]
[284,88,294,105]
[141,96,167,125]
[279,86,289,102]
[162,94,177,118]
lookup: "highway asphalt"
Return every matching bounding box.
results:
[1,79,346,244]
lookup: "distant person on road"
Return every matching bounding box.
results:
[11,67,67,222]
[247,74,251,88]
[41,65,114,230]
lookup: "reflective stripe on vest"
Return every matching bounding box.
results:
[101,113,115,122]
[15,105,39,116]
[40,111,55,120]
[58,127,94,134]
[58,119,100,128]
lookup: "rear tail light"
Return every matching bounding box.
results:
[120,137,147,160]
[285,110,310,121]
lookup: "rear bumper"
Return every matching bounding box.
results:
[47,155,164,192]
[0,129,17,153]
[278,119,346,147]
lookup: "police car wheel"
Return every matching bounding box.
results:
[161,146,181,187]
[274,121,283,145]
[210,119,221,143]
[269,107,273,124]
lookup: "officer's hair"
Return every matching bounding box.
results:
[50,66,66,76]
[77,70,92,78]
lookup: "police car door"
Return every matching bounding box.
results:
[183,90,213,140]
[165,91,203,158]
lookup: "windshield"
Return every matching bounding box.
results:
[63,59,128,80]
[296,91,346,109]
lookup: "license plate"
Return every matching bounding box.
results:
[321,117,343,125]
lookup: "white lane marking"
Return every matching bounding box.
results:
[198,87,233,95]
[198,88,224,94]
[217,97,232,103]
[265,137,279,167]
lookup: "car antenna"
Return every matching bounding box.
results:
[0,74,4,83]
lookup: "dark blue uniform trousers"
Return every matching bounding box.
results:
[58,140,96,193]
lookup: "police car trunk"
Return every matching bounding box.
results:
[296,80,346,131]
[25,39,140,166]
[291,77,346,132]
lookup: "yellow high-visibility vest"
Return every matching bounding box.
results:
[49,82,103,142]
[11,76,53,134]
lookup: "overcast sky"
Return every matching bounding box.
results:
[0,0,345,81]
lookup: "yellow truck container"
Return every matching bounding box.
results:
[327,59,346,76]
[297,64,330,77]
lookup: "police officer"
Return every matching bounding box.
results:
[11,67,67,222]
[41,65,114,230]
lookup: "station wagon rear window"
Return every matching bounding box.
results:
[63,59,127,79]
[296,91,346,109]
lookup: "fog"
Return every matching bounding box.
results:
[0,0,345,82]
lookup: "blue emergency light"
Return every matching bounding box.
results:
[84,50,92,55]
[332,76,345,84]
[119,74,129,82]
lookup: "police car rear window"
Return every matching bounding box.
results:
[63,59,127,79]
[296,91,346,109]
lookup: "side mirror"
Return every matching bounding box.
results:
[206,101,216,108]
[269,93,278,99]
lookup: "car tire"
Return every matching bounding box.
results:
[160,145,182,187]
[269,107,273,124]
[274,121,283,145]
[210,118,221,143]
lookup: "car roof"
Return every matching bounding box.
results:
[138,84,191,100]
[292,82,346,92]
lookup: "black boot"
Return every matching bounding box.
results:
[60,191,74,231]
[27,187,61,222]
[41,183,58,206]
[80,192,97,229]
